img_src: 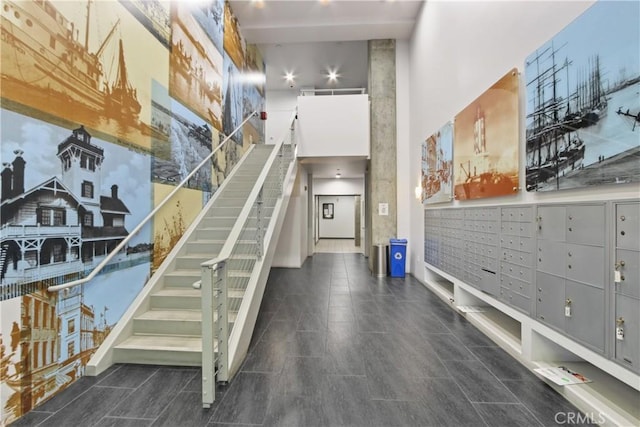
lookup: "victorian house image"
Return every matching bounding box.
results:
[0,125,131,290]
[0,125,131,422]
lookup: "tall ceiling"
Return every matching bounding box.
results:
[229,0,424,178]
[230,0,424,90]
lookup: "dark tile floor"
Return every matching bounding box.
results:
[12,253,594,426]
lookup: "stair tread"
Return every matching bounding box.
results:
[165,269,252,277]
[153,288,201,298]
[152,288,246,299]
[137,310,201,321]
[116,335,202,352]
[177,254,257,260]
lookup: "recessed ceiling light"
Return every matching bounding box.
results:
[284,72,295,82]
[319,0,331,5]
[328,70,339,82]
[251,0,265,8]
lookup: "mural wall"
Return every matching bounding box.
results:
[525,0,640,192]
[0,1,265,423]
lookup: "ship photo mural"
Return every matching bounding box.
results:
[0,0,169,151]
[0,1,264,424]
[453,68,520,201]
[525,1,640,192]
[170,1,224,131]
[0,109,152,423]
[422,121,454,204]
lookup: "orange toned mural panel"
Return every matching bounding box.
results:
[0,0,169,151]
[453,68,520,201]
[223,1,245,70]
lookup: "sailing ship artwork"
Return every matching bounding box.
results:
[453,69,520,201]
[422,121,453,205]
[0,0,169,151]
[525,1,640,192]
[170,2,223,132]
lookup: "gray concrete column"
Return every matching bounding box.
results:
[367,39,397,270]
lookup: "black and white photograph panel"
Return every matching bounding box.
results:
[222,53,244,144]
[151,98,214,191]
[0,109,153,288]
[243,83,265,144]
[525,0,640,192]
[190,0,225,55]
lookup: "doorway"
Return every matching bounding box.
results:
[315,194,362,253]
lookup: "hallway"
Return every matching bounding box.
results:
[12,254,586,426]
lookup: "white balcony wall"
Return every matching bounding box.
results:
[297,94,370,157]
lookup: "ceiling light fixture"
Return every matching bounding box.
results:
[284,72,295,82]
[328,70,339,83]
[336,169,341,179]
[251,0,265,8]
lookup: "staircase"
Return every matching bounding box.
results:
[86,142,295,373]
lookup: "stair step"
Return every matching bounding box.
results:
[185,240,258,255]
[175,254,257,270]
[113,334,203,366]
[150,288,246,310]
[163,269,251,288]
[195,227,234,240]
[134,309,202,335]
[151,288,201,310]
[201,216,260,228]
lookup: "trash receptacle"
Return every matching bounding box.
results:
[389,239,408,278]
[372,244,388,277]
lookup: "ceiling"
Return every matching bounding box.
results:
[229,0,423,179]
[230,0,424,90]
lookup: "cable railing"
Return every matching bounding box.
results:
[47,112,259,292]
[199,113,297,407]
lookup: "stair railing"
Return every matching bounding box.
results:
[47,112,258,293]
[199,113,296,408]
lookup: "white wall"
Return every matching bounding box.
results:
[266,89,298,145]
[396,39,411,273]
[297,94,370,157]
[406,1,640,280]
[272,166,309,267]
[318,195,356,238]
[313,178,364,195]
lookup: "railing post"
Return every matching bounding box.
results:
[278,145,284,196]
[256,188,264,260]
[217,260,229,383]
[201,265,216,408]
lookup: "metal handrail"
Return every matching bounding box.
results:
[201,112,296,269]
[200,112,296,407]
[47,112,259,292]
[299,88,366,96]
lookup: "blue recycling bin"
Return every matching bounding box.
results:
[389,238,407,277]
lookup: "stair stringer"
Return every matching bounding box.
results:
[227,155,298,378]
[85,145,259,377]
